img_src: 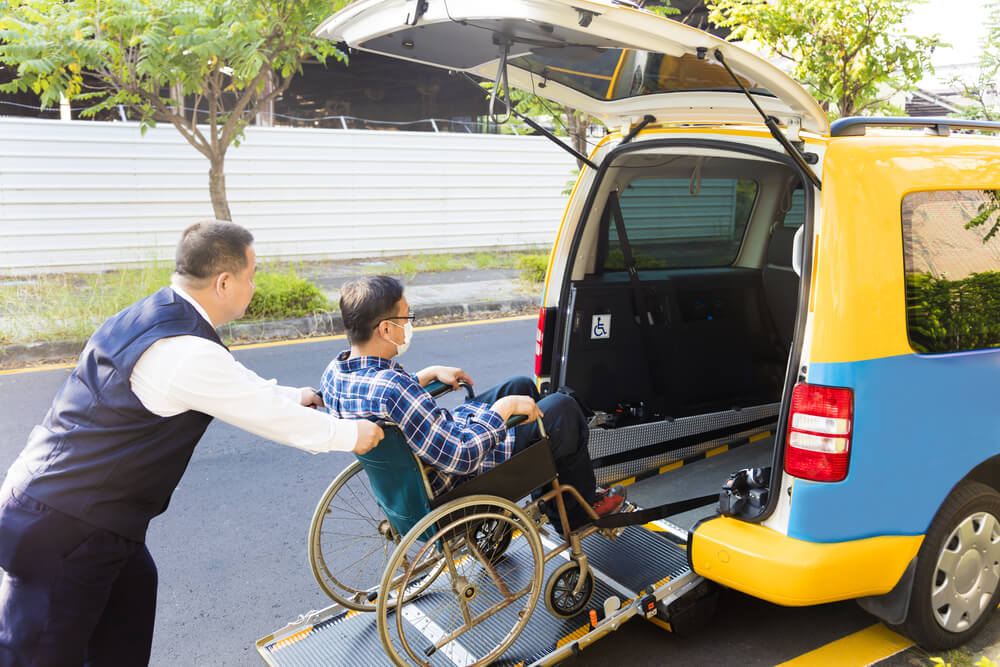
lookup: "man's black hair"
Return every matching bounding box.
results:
[340,275,405,344]
[174,220,254,284]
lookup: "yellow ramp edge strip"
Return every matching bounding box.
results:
[750,430,772,443]
[706,444,729,458]
[659,461,683,474]
[556,623,590,649]
[775,623,913,667]
[272,626,314,651]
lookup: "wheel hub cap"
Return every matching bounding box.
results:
[932,511,1000,633]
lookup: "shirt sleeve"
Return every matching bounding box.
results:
[131,336,358,454]
[384,374,506,475]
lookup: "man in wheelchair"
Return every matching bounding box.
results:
[320,275,626,530]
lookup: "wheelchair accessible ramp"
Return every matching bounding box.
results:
[257,523,699,666]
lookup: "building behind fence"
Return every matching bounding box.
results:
[0,117,577,274]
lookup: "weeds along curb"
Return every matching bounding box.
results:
[0,297,538,370]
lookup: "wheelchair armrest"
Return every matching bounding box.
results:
[506,414,528,428]
[425,380,477,400]
[425,380,451,398]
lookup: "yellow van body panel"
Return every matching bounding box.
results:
[691,516,923,606]
[810,137,1000,365]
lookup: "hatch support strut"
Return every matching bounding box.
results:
[458,72,599,170]
[704,47,822,191]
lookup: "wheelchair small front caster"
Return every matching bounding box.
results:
[544,561,594,618]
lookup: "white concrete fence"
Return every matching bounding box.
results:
[0,117,578,274]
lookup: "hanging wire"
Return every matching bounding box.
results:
[0,99,499,132]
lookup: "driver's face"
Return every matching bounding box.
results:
[229,246,257,319]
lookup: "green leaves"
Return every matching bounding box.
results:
[708,0,941,118]
[948,0,999,120]
[0,0,350,218]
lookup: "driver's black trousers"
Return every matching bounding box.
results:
[0,487,157,666]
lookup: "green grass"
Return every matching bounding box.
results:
[371,250,550,281]
[0,262,333,345]
[0,248,550,346]
[0,262,177,345]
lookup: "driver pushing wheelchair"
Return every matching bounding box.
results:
[320,275,626,530]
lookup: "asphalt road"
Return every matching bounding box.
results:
[1,317,997,666]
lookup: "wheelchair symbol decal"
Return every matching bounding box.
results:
[591,314,611,340]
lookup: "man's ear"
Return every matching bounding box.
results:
[375,320,391,343]
[213,272,231,297]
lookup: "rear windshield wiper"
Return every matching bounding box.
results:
[704,47,821,190]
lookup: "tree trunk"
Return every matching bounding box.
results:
[208,157,232,221]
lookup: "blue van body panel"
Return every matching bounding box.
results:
[786,349,1000,543]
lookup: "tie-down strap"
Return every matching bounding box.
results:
[593,493,719,529]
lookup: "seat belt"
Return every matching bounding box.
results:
[607,191,661,395]
[608,191,654,327]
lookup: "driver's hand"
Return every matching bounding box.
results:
[299,387,324,409]
[352,420,385,454]
[435,366,473,390]
[490,395,544,424]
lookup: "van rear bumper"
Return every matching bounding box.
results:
[690,516,923,606]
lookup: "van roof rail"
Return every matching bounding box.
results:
[831,116,1000,137]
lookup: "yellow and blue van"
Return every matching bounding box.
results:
[316,0,1000,652]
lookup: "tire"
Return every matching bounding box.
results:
[898,481,1000,650]
[544,560,595,618]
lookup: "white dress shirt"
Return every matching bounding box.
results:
[129,284,357,453]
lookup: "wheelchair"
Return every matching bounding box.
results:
[307,381,622,667]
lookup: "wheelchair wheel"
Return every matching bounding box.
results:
[544,560,594,618]
[376,495,544,666]
[308,461,444,611]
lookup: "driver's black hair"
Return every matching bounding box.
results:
[340,275,404,344]
[174,220,254,284]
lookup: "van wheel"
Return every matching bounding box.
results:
[898,482,1000,650]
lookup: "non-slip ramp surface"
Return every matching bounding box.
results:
[259,526,691,666]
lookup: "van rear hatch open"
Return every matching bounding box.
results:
[315,0,828,135]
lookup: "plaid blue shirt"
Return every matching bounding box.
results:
[320,351,515,495]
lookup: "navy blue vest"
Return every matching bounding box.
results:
[5,287,224,541]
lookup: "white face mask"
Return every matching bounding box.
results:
[388,320,413,356]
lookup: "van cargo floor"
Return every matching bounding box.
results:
[626,435,773,530]
[258,524,691,666]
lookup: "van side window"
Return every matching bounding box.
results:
[902,190,1000,354]
[604,177,758,269]
[782,189,805,228]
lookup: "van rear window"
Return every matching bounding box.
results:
[603,177,758,269]
[902,190,1000,354]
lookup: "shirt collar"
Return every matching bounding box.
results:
[334,350,405,373]
[170,282,213,327]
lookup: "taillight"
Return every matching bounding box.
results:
[534,306,556,376]
[784,382,854,482]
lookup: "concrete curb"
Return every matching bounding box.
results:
[0,297,538,369]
